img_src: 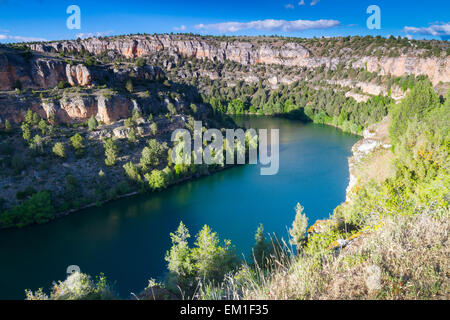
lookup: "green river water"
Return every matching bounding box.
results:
[0,116,359,299]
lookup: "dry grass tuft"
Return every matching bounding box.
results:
[216,209,449,300]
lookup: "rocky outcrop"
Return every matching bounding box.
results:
[0,46,165,92]
[28,35,312,66]
[0,50,69,90]
[345,91,370,103]
[31,58,67,88]
[0,92,136,125]
[329,79,407,101]
[28,35,450,85]
[0,53,27,90]
[58,95,97,122]
[97,95,134,124]
[353,56,450,87]
[66,64,92,87]
[345,116,392,203]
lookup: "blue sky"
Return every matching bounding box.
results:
[0,0,449,43]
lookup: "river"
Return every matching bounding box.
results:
[0,116,359,299]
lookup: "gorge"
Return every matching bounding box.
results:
[0,33,448,300]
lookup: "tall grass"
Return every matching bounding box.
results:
[200,206,449,300]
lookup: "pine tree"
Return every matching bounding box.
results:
[289,203,308,250]
[252,223,272,267]
[4,119,12,133]
[52,142,66,158]
[104,138,118,166]
[88,116,98,131]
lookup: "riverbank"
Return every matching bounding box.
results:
[1,112,355,231]
[0,162,239,231]
[308,115,393,246]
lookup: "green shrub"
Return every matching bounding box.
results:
[4,119,12,133]
[0,191,55,228]
[140,139,168,171]
[52,142,66,158]
[389,80,440,146]
[289,203,308,249]
[70,133,85,156]
[125,79,133,93]
[87,116,98,131]
[104,138,119,166]
[144,169,168,191]
[26,272,116,300]
[165,222,238,296]
[123,161,142,183]
[16,187,37,200]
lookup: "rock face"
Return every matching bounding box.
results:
[352,56,450,86]
[0,53,28,90]
[0,54,94,90]
[28,35,311,66]
[0,92,136,125]
[97,95,134,124]
[66,64,92,87]
[58,95,98,122]
[28,35,450,85]
[0,53,67,90]
[31,58,67,88]
[345,116,392,203]
[1,35,448,125]
[0,46,164,92]
[0,45,167,124]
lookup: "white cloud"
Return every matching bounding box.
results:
[0,34,47,42]
[310,0,320,5]
[298,0,305,5]
[404,22,450,37]
[195,19,340,33]
[285,4,294,9]
[173,25,187,31]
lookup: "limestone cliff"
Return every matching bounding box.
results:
[0,92,137,125]
[0,52,67,90]
[1,35,449,126]
[28,35,450,85]
[345,116,392,203]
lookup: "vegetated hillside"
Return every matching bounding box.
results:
[26,80,449,301]
[0,42,239,228]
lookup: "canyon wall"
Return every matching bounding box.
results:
[0,92,135,125]
[28,35,450,85]
[1,35,449,125]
